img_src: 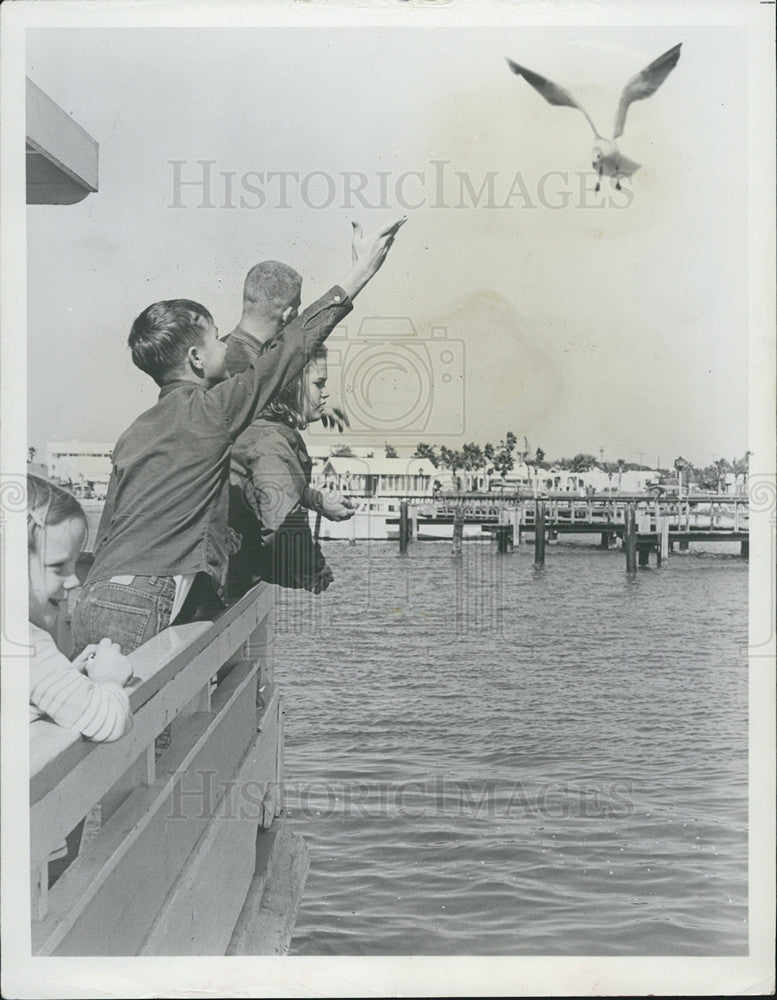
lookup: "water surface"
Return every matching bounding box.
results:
[272,539,748,955]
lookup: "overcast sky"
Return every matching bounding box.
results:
[26,24,748,467]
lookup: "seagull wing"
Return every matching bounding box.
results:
[506,58,601,138]
[613,43,682,139]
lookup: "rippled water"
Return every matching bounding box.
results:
[273,538,748,955]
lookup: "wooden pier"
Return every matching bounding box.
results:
[31,584,308,956]
[386,493,749,566]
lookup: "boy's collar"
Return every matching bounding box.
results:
[158,378,196,398]
[230,326,266,355]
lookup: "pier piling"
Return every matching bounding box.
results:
[452,509,463,557]
[624,504,637,574]
[534,500,546,567]
[658,517,669,564]
[511,508,522,546]
[496,508,514,554]
[495,524,513,554]
[399,501,409,554]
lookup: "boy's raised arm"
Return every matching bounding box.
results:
[210,217,406,440]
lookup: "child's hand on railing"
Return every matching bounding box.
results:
[85,638,134,687]
[72,644,100,673]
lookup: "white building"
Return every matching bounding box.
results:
[316,456,438,496]
[46,442,114,497]
[494,463,662,495]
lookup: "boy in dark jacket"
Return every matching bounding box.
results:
[72,218,404,653]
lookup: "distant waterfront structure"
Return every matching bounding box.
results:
[39,439,746,503]
[316,456,437,496]
[45,441,113,498]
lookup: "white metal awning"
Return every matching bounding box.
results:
[26,78,98,205]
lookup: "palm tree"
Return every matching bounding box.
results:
[27,446,37,464]
[570,453,597,473]
[492,433,517,480]
[616,458,625,493]
[461,442,485,490]
[713,457,731,493]
[439,446,465,491]
[732,452,751,494]
[413,443,438,465]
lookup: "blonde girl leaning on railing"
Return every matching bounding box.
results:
[27,475,133,741]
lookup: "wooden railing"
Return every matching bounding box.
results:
[30,583,308,956]
[432,495,749,530]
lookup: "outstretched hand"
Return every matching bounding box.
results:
[340,216,406,300]
[320,406,351,433]
[306,564,334,595]
[351,216,406,267]
[319,488,356,522]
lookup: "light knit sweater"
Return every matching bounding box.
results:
[29,623,132,742]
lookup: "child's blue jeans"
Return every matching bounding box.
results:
[71,575,176,657]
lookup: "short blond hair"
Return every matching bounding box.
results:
[243,261,301,315]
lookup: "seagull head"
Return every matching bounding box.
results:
[592,139,617,167]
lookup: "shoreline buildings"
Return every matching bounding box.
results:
[37,440,748,500]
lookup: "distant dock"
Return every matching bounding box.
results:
[386,493,749,569]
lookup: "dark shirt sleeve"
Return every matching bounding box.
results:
[213,285,352,440]
[269,510,326,590]
[231,427,325,591]
[248,449,305,537]
[93,468,118,555]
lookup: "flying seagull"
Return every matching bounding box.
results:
[506,43,682,190]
